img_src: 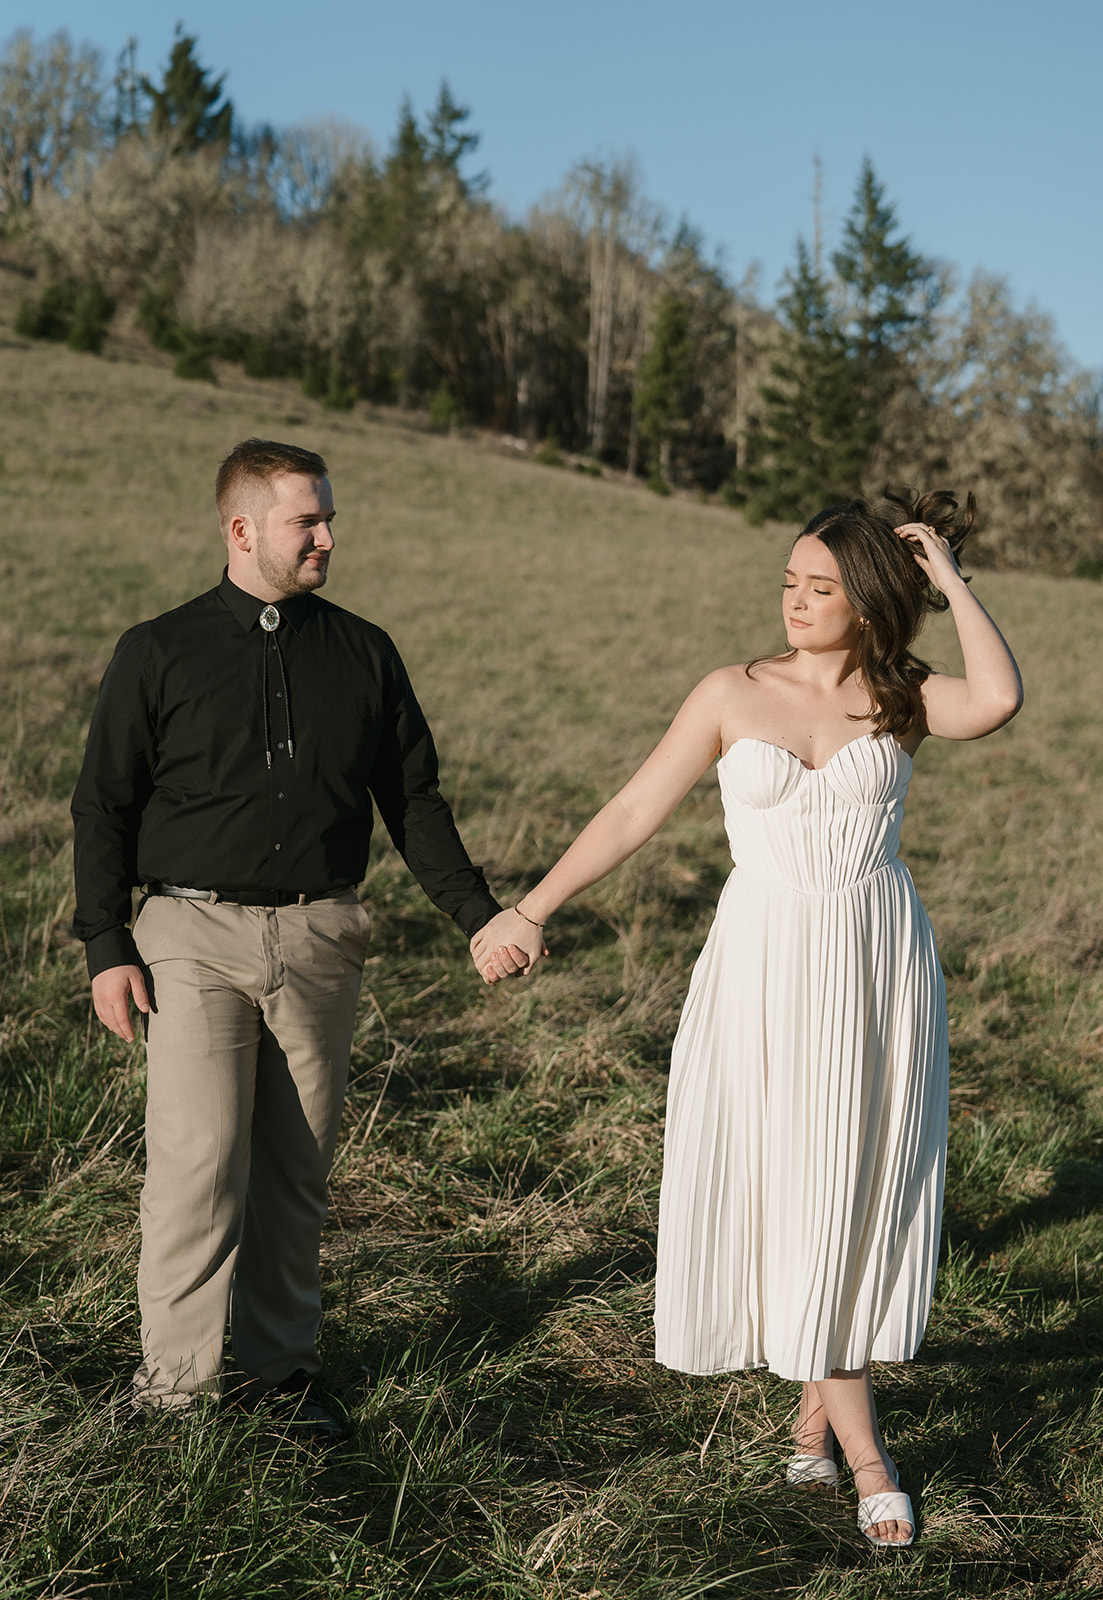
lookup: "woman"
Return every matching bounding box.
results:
[472,492,1022,1547]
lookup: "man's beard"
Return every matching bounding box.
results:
[256,530,328,597]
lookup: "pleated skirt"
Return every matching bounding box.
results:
[653,860,949,1382]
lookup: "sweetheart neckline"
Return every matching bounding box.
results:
[717,731,913,775]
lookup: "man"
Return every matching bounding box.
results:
[72,438,501,1436]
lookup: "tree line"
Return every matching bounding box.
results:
[2,25,1100,572]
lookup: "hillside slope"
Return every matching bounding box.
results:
[1,317,1098,961]
[3,321,1103,1598]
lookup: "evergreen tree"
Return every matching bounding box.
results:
[111,37,143,141]
[142,26,232,152]
[636,289,694,491]
[425,80,486,194]
[378,96,429,256]
[731,162,938,522]
[732,239,864,523]
[832,157,939,451]
[652,221,739,490]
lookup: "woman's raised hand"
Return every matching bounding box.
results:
[895,521,964,595]
[470,908,549,985]
[900,519,1023,740]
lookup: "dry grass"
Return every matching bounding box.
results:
[2,313,1102,1597]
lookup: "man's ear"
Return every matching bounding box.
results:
[227,512,254,553]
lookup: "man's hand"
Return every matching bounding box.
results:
[91,964,151,1042]
[470,911,548,985]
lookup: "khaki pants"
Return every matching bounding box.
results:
[131,890,372,1406]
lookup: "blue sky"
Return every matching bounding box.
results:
[16,0,1103,371]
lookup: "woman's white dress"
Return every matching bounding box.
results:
[653,733,948,1383]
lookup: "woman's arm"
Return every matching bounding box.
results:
[897,523,1024,740]
[472,670,730,980]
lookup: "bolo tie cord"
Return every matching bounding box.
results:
[259,607,294,768]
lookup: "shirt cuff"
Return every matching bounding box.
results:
[453,890,503,940]
[84,925,142,980]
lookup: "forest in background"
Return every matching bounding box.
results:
[1,22,1101,573]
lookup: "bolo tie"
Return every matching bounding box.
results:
[259,604,294,767]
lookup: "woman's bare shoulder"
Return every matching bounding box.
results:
[695,662,761,693]
[682,663,780,741]
[696,660,787,701]
[681,664,752,715]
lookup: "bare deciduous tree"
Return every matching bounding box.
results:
[567,155,660,458]
[0,28,103,216]
[936,272,1102,569]
[275,118,371,218]
[32,134,230,292]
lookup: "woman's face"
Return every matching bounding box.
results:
[782,535,862,652]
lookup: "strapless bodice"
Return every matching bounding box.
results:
[716,733,912,895]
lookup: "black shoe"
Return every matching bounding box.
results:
[256,1369,346,1446]
[112,1390,205,1433]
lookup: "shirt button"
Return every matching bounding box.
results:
[274,843,282,851]
[276,691,283,699]
[277,792,285,799]
[277,741,284,750]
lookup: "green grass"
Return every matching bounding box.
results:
[2,308,1103,1597]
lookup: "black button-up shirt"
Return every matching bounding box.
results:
[72,572,500,977]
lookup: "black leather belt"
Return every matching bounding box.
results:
[147,884,351,908]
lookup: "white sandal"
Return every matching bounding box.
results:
[857,1489,915,1548]
[786,1452,839,1486]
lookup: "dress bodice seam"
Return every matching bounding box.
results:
[730,857,906,898]
[722,787,902,815]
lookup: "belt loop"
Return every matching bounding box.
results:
[297,892,307,907]
[208,890,220,905]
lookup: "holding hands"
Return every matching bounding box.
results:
[470,905,549,985]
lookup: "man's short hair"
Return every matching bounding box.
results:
[215,438,329,534]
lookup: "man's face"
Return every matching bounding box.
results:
[253,473,336,599]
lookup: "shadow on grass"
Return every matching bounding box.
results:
[5,1221,1091,1595]
[945,1155,1103,1264]
[334,1228,657,1392]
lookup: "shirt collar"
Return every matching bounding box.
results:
[217,570,311,633]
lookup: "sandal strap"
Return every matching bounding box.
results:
[857,1490,915,1545]
[786,1453,839,1485]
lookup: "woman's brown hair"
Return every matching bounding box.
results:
[755,488,976,738]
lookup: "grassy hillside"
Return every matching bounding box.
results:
[2,313,1102,1599]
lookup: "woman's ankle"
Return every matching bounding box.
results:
[792,1426,834,1459]
[850,1449,898,1495]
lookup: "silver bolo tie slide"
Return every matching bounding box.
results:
[259,605,294,764]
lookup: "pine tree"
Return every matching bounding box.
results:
[142,26,232,152]
[730,162,938,522]
[653,221,739,491]
[636,289,694,491]
[732,239,865,523]
[425,80,486,194]
[111,37,143,141]
[379,96,429,257]
[832,157,939,454]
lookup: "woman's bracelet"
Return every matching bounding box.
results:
[513,903,545,929]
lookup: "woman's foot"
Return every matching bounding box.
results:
[809,1370,915,1547]
[853,1457,914,1546]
